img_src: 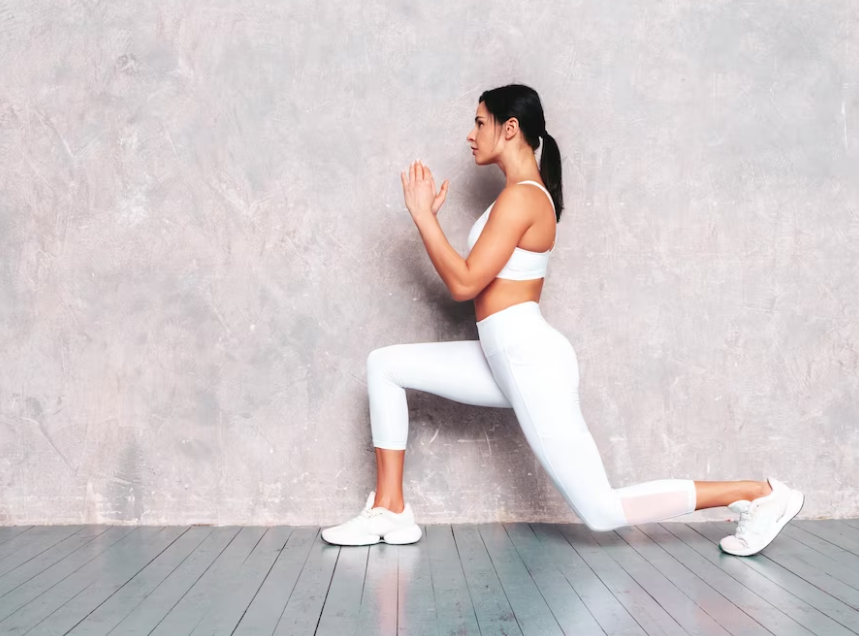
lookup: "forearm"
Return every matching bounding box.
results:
[414,215,473,299]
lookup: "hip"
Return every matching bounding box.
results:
[476,302,576,364]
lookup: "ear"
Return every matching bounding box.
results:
[504,117,520,140]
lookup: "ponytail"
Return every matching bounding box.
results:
[479,85,564,220]
[539,131,563,221]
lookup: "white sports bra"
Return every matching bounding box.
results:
[466,180,556,281]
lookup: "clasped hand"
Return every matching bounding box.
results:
[400,160,449,221]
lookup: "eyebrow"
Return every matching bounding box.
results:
[474,116,485,123]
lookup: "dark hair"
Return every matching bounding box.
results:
[479,84,564,220]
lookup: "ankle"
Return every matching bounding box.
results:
[754,480,773,500]
[373,495,405,514]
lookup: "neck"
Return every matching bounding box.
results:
[497,148,542,186]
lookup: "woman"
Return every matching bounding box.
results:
[322,84,803,556]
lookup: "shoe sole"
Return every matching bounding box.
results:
[383,524,423,545]
[321,524,423,547]
[720,489,805,557]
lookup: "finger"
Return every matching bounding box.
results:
[436,181,448,205]
[400,171,408,190]
[409,161,415,183]
[440,179,449,198]
[423,163,433,182]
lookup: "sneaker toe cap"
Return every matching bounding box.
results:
[322,524,379,546]
[321,525,353,545]
[320,526,340,544]
[719,535,748,555]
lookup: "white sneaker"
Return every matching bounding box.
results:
[321,492,423,546]
[719,478,805,556]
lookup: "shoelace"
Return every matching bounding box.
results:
[735,505,757,543]
[346,507,383,525]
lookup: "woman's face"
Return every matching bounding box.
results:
[467,101,498,166]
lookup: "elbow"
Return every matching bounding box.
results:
[450,283,477,302]
[448,267,483,301]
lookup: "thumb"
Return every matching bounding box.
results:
[439,180,449,199]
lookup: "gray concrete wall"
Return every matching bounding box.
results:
[1,0,857,526]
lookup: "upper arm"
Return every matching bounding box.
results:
[458,186,534,299]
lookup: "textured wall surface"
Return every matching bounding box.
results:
[1,0,857,526]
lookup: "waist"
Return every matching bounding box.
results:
[474,278,544,322]
[476,301,545,353]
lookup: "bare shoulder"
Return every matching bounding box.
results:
[493,182,551,221]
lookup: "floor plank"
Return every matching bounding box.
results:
[531,523,646,636]
[713,520,859,602]
[1,520,857,636]
[397,530,439,636]
[232,527,320,636]
[103,526,241,636]
[0,526,138,623]
[453,524,523,636]
[782,525,859,572]
[504,523,605,636]
[793,521,859,557]
[26,527,194,636]
[65,526,213,636]
[692,522,859,633]
[590,529,732,636]
[189,526,295,636]
[270,532,339,636]
[0,526,83,572]
[0,527,32,546]
[830,522,859,541]
[478,523,564,636]
[0,527,181,635]
[615,526,774,636]
[559,524,688,636]
[0,526,110,597]
[663,522,856,636]
[355,542,399,636]
[146,526,267,636]
[424,524,480,636]
[761,531,859,594]
[314,544,369,636]
[637,524,814,636]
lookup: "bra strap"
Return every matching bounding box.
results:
[516,180,555,211]
[517,180,556,253]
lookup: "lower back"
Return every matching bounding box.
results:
[474,278,545,322]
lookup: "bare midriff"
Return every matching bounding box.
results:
[474,277,544,322]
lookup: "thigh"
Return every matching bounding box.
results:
[486,336,619,513]
[370,341,511,409]
[486,340,588,449]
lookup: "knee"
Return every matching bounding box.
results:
[575,501,625,532]
[367,345,402,380]
[579,516,621,533]
[366,348,385,381]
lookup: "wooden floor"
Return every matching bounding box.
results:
[1,521,858,635]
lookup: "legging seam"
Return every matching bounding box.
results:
[494,348,601,527]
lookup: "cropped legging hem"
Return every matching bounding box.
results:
[366,301,697,532]
[374,440,408,451]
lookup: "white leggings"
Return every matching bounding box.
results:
[367,301,696,531]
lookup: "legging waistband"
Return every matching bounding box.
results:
[476,301,545,354]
